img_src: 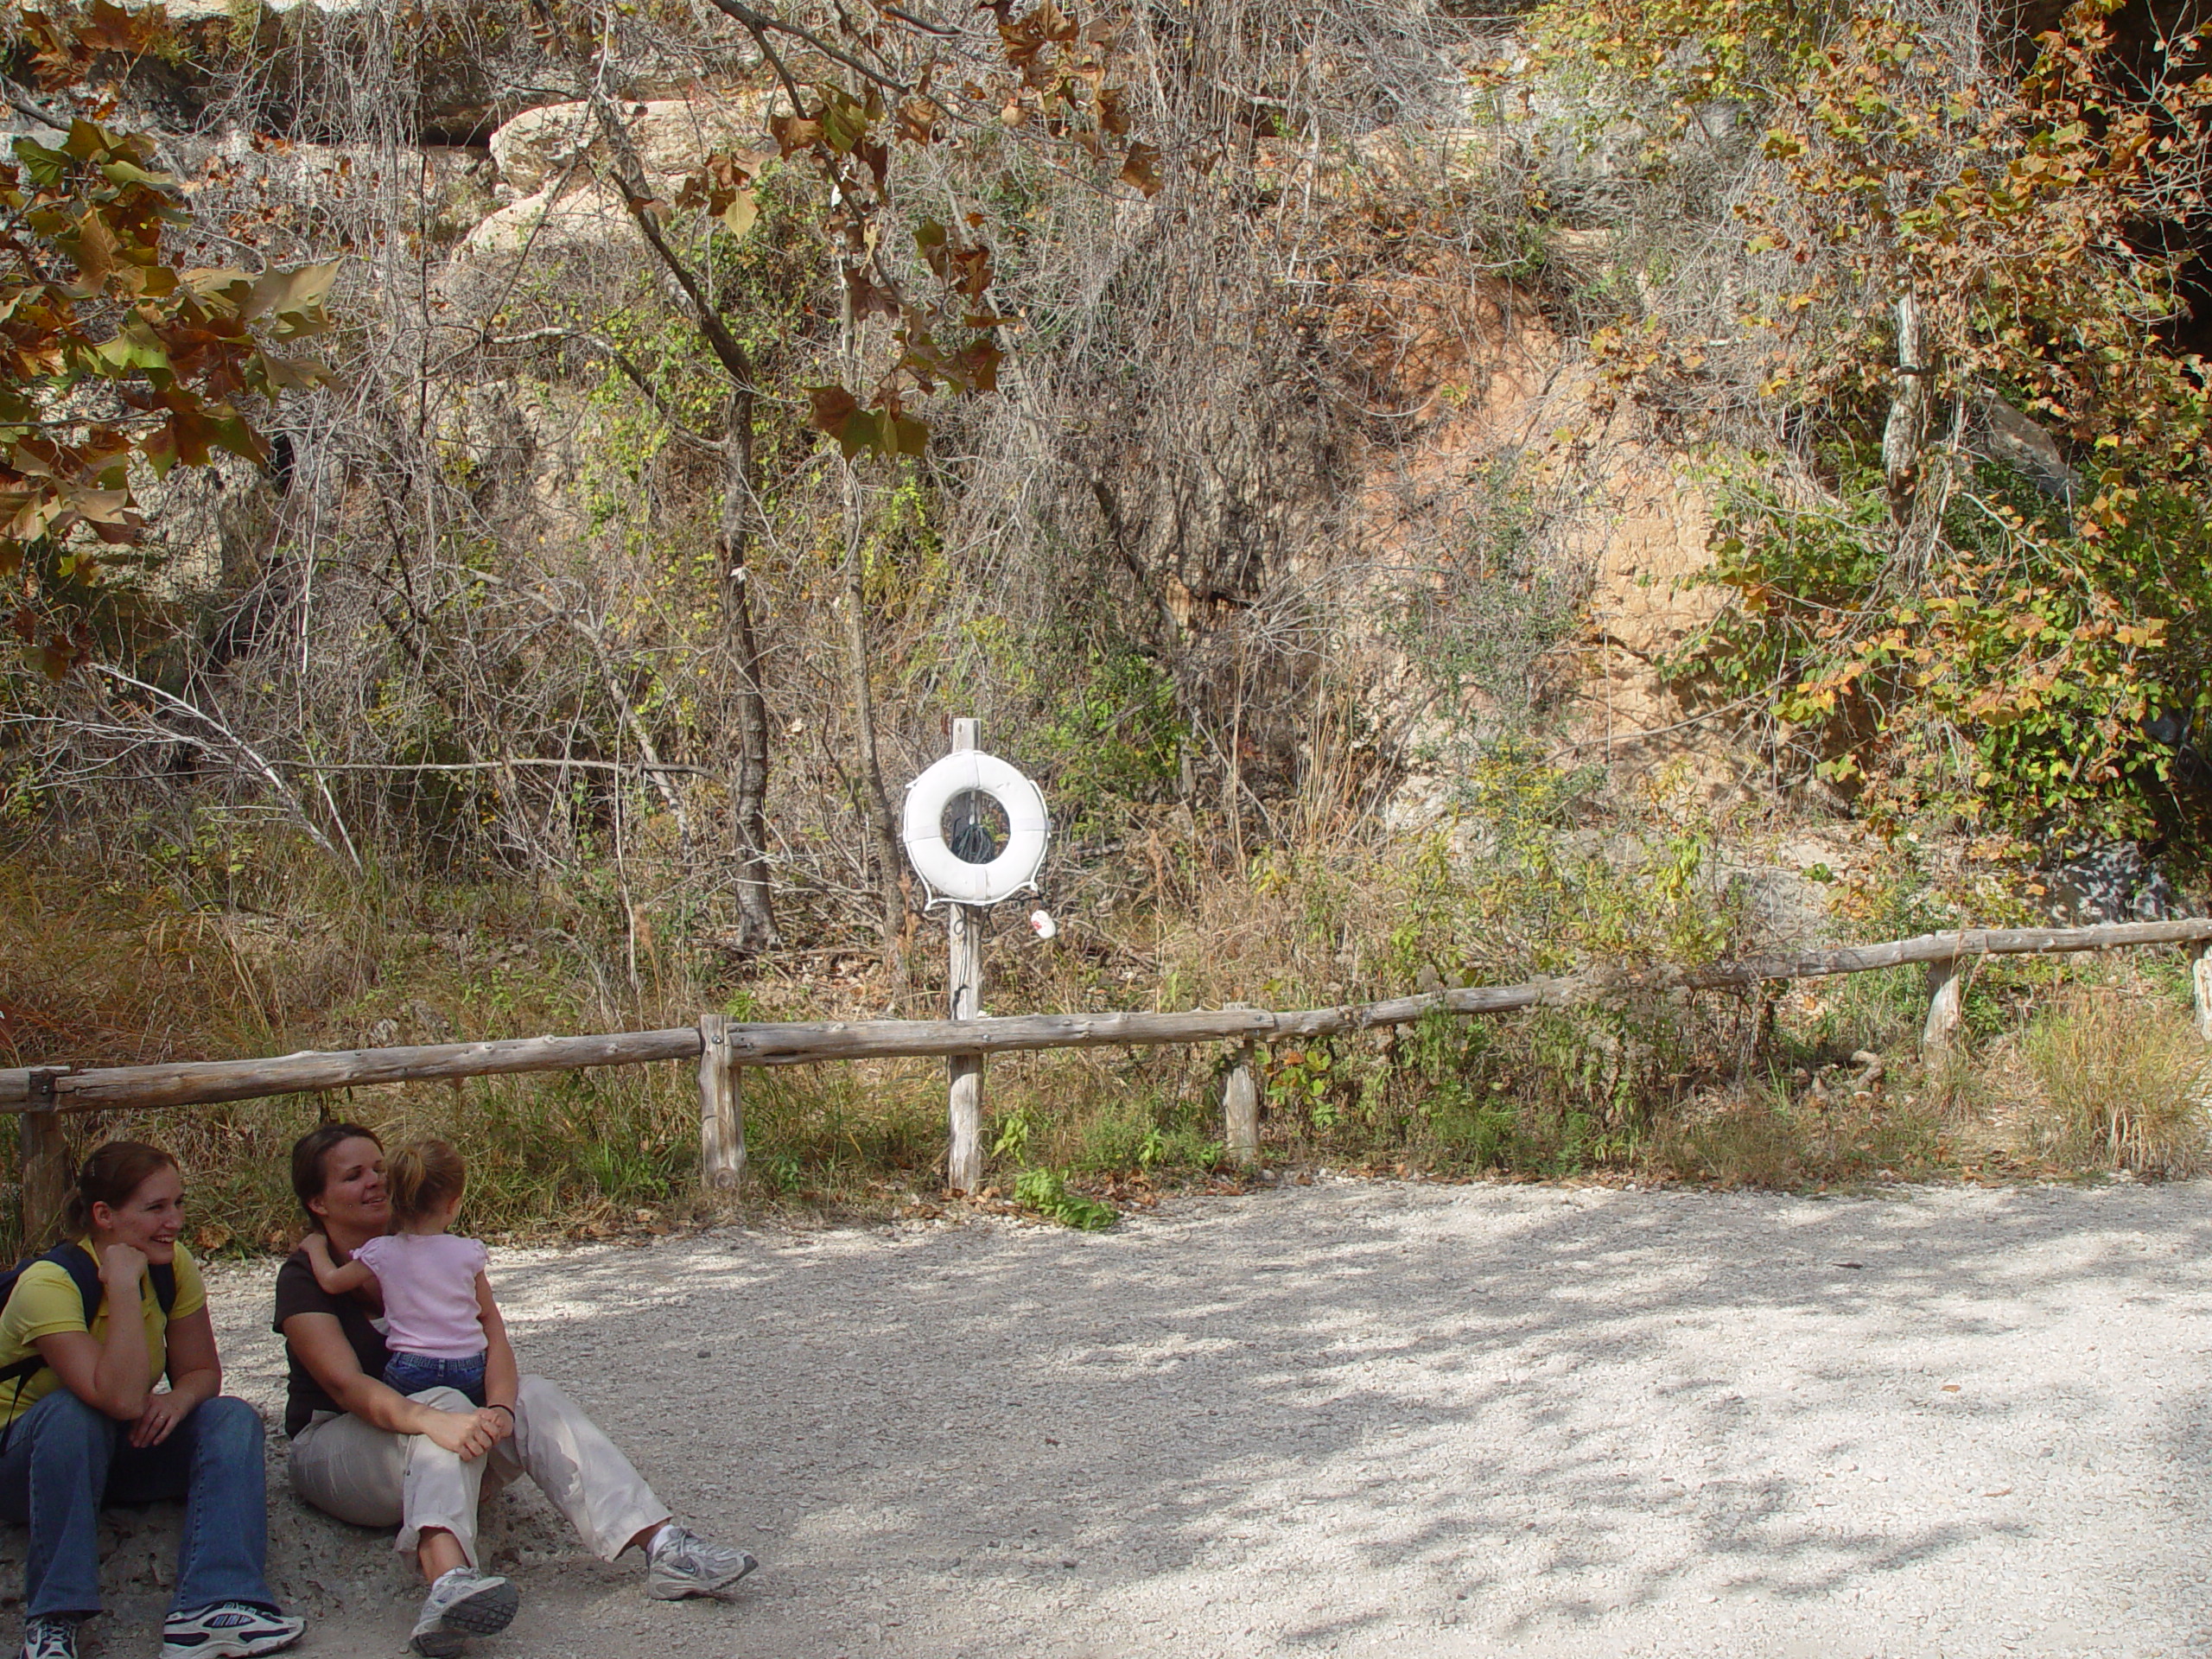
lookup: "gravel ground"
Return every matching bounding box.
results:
[7,1178,2212,1658]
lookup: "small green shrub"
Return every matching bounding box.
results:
[1013,1167,1116,1230]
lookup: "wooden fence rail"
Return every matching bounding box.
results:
[9,917,2212,1241]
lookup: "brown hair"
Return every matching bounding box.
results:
[386,1138,466,1227]
[290,1122,382,1231]
[62,1141,179,1239]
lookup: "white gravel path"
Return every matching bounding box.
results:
[9,1179,2212,1657]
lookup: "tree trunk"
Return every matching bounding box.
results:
[721,391,780,952]
[841,465,909,964]
[1882,291,1928,526]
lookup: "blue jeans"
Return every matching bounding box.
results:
[0,1389,277,1620]
[383,1351,486,1406]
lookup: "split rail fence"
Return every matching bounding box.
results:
[9,918,2212,1243]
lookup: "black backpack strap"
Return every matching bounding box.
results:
[47,1245,174,1321]
[46,1242,105,1330]
[0,1243,106,1451]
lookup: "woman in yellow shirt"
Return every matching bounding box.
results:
[0,1142,303,1659]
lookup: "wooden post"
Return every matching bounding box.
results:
[20,1071,68,1247]
[1923,957,1964,1053]
[697,1014,745,1191]
[946,717,986,1194]
[2191,942,2212,1043]
[1224,1038,1260,1163]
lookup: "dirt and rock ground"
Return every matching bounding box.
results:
[7,1179,2212,1658]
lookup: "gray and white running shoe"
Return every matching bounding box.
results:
[409,1567,518,1657]
[18,1617,79,1659]
[160,1602,304,1658]
[645,1524,759,1600]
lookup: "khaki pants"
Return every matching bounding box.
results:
[287,1376,667,1568]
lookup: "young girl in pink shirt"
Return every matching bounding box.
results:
[303,1140,493,1406]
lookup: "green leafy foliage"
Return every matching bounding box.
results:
[1516,0,2212,836]
[1013,1165,1116,1230]
[1028,646,1185,826]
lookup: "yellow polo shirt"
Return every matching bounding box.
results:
[0,1240,206,1423]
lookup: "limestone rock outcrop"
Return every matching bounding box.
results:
[488,96,775,198]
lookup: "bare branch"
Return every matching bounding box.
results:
[700,0,910,95]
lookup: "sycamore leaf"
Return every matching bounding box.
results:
[1119,141,1162,197]
[62,207,118,283]
[165,405,213,467]
[769,112,823,155]
[61,119,114,163]
[847,268,901,321]
[141,419,177,477]
[954,338,1001,393]
[719,188,758,238]
[94,322,168,374]
[98,157,171,191]
[244,260,340,324]
[837,408,880,457]
[65,487,131,524]
[262,353,335,392]
[807,385,860,436]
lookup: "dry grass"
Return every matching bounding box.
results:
[1644,1082,1942,1189]
[10,817,2210,1256]
[2017,988,2211,1178]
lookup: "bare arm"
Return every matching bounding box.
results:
[130,1306,221,1448]
[281,1311,499,1459]
[160,1306,221,1404]
[34,1244,156,1421]
[477,1271,518,1431]
[303,1235,377,1296]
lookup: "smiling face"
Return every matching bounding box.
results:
[90,1164,185,1264]
[309,1135,392,1248]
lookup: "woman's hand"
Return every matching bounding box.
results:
[418,1406,499,1461]
[474,1404,514,1447]
[129,1389,194,1448]
[99,1242,148,1294]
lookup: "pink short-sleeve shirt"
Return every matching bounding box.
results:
[351,1232,489,1358]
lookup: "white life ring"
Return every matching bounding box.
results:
[901,750,1050,906]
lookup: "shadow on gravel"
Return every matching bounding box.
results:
[16,1183,2207,1656]
[478,1180,2212,1651]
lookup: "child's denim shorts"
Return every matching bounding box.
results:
[384,1350,488,1407]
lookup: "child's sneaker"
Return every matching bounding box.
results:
[19,1617,79,1659]
[409,1568,518,1657]
[645,1523,758,1600]
[159,1603,303,1658]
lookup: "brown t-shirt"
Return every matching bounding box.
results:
[271,1248,388,1438]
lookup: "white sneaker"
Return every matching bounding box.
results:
[645,1524,758,1600]
[409,1567,518,1657]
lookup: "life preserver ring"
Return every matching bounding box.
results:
[901,750,1050,906]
